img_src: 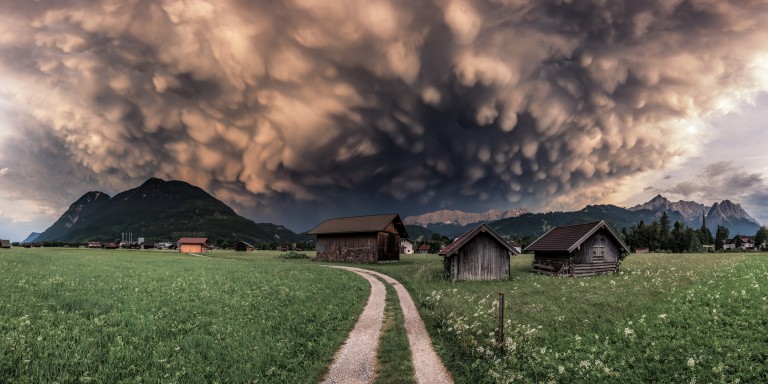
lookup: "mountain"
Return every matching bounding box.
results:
[490,204,684,240]
[21,232,41,244]
[706,200,760,235]
[628,194,760,235]
[36,178,303,244]
[403,208,528,226]
[628,194,708,227]
[403,225,437,242]
[36,191,111,241]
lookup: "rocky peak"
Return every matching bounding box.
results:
[403,208,528,227]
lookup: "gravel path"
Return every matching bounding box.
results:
[322,267,386,384]
[324,266,453,384]
[362,269,454,384]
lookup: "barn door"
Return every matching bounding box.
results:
[592,236,605,262]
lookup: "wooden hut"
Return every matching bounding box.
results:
[234,241,255,252]
[177,237,211,254]
[0,239,11,249]
[439,223,519,281]
[308,213,408,263]
[525,221,629,276]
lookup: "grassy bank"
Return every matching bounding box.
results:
[364,252,768,383]
[0,248,366,383]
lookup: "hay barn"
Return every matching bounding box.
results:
[439,223,519,281]
[177,237,211,254]
[525,221,629,276]
[308,213,407,263]
[0,239,11,249]
[234,241,255,252]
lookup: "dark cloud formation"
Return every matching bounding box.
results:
[663,161,766,202]
[1,0,768,230]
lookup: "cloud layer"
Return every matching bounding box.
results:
[1,0,768,229]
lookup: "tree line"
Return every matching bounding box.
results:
[621,212,768,252]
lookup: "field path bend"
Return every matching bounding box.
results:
[322,267,386,384]
[328,266,454,384]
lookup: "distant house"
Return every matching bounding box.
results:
[508,240,522,254]
[235,241,255,252]
[439,223,519,281]
[87,242,101,249]
[105,242,119,249]
[177,237,211,254]
[140,242,155,250]
[724,235,755,250]
[0,240,11,249]
[634,247,650,254]
[308,213,408,263]
[525,221,630,276]
[401,239,414,254]
[418,244,431,254]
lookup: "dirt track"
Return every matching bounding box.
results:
[322,266,453,384]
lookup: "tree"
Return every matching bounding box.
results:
[659,212,671,249]
[687,229,703,253]
[698,226,713,245]
[671,221,685,253]
[734,235,743,249]
[715,225,730,251]
[755,226,768,250]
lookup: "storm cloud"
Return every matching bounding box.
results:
[1,0,768,230]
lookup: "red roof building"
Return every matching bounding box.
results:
[177,237,211,254]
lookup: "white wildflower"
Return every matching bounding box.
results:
[687,358,695,367]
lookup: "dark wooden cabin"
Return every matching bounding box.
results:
[525,221,629,276]
[0,240,11,249]
[235,241,255,252]
[439,223,519,281]
[308,213,408,263]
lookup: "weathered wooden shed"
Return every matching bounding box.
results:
[177,237,211,254]
[0,239,11,249]
[439,223,519,281]
[525,221,629,276]
[308,213,408,263]
[234,241,255,252]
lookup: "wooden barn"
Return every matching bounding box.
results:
[308,213,408,263]
[235,241,255,252]
[0,239,11,249]
[439,223,519,281]
[177,237,211,254]
[525,221,629,276]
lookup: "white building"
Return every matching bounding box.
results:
[400,238,414,254]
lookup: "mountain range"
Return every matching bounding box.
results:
[34,178,303,244]
[404,195,761,240]
[403,208,528,226]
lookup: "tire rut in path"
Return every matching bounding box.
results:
[325,266,453,384]
[322,268,386,384]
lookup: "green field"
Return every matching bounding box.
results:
[0,248,367,383]
[1,248,767,383]
[363,252,768,383]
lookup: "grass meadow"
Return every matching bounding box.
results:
[0,248,367,383]
[363,252,768,383]
[1,248,767,383]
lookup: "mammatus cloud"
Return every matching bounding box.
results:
[1,0,768,230]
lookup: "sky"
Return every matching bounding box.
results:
[1,0,768,241]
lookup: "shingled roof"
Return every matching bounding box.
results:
[524,221,630,253]
[439,223,518,257]
[307,213,408,237]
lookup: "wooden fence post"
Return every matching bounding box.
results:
[498,292,504,355]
